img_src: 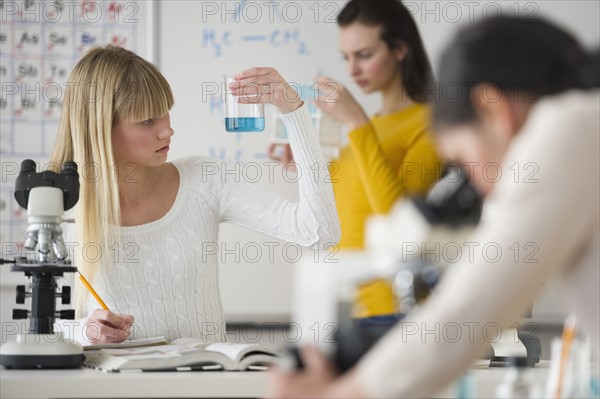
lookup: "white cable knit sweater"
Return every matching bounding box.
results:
[59,103,340,344]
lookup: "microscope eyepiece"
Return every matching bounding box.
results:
[19,159,37,175]
[62,161,78,175]
[15,160,80,211]
[61,162,80,211]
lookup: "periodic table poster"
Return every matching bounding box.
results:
[0,0,154,253]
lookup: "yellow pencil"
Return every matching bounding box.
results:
[76,271,110,311]
[555,314,577,398]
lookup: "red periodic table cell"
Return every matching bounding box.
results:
[106,1,125,24]
[77,0,104,24]
[42,0,65,22]
[103,1,141,25]
[108,29,134,50]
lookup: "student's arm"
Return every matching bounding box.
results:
[218,102,341,249]
[347,123,440,214]
[354,97,600,398]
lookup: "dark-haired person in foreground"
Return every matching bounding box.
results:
[267,16,599,398]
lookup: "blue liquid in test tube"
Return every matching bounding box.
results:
[225,117,265,133]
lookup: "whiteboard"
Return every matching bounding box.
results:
[0,0,155,334]
[158,0,599,323]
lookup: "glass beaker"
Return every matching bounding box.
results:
[223,74,265,133]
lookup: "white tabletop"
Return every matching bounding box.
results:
[1,364,553,399]
[0,368,268,399]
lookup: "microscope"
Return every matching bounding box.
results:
[0,159,84,369]
[292,165,540,372]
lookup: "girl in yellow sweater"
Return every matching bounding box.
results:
[321,0,443,319]
[270,0,442,319]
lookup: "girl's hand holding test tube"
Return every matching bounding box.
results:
[228,67,304,114]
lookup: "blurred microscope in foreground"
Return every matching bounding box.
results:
[292,165,541,371]
[0,160,84,369]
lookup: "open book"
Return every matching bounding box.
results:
[83,337,282,372]
[83,336,170,351]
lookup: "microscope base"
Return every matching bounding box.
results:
[0,333,84,369]
[1,354,84,369]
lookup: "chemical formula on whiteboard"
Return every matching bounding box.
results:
[202,28,308,57]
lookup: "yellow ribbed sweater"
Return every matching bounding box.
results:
[329,103,442,317]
